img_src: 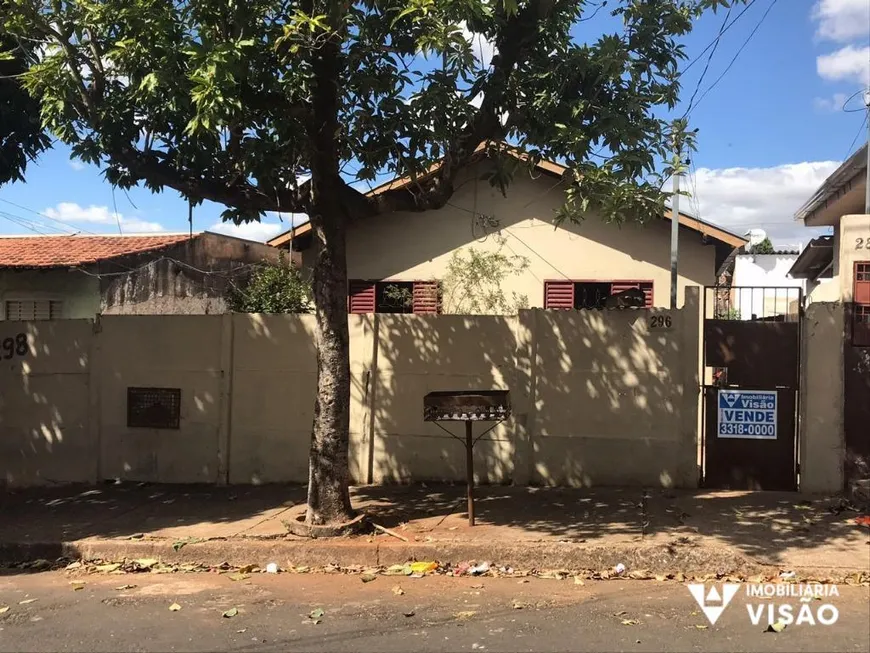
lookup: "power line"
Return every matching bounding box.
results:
[0,211,51,236]
[681,0,758,76]
[688,0,779,116]
[0,197,97,234]
[682,5,733,118]
[844,113,868,160]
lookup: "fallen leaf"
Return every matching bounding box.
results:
[222,608,239,618]
[0,606,9,614]
[360,573,377,583]
[518,579,530,584]
[674,572,686,583]
[410,561,438,574]
[694,624,708,630]
[66,561,82,570]
[238,564,257,574]
[621,619,640,626]
[613,610,628,617]
[134,559,158,570]
[169,602,181,612]
[70,581,85,591]
[511,600,527,610]
[294,566,310,573]
[403,610,415,617]
[309,608,325,620]
[654,575,667,582]
[114,584,137,590]
[94,563,121,573]
[236,629,247,634]
[766,620,787,633]
[384,564,406,576]
[573,576,585,585]
[455,611,476,620]
[392,585,405,596]
[18,599,37,605]
[229,573,250,582]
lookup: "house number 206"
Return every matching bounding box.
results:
[2,333,28,359]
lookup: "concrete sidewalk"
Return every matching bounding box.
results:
[1,484,868,580]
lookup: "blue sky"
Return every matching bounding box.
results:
[1,0,867,246]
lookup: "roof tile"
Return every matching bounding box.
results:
[0,234,194,268]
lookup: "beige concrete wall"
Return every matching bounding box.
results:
[529,288,700,487]
[97,315,225,483]
[0,269,100,320]
[342,167,717,309]
[799,302,845,494]
[0,320,95,486]
[369,314,518,483]
[1,296,703,488]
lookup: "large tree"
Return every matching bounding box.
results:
[2,0,736,525]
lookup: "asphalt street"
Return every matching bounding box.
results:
[1,570,867,652]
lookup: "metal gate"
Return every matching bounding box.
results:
[701,286,802,491]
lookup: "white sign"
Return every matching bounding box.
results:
[717,390,777,439]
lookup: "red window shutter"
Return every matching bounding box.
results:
[412,281,440,314]
[544,281,574,309]
[610,281,654,308]
[348,280,376,314]
[855,262,870,304]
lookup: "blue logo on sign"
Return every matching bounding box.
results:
[717,390,778,439]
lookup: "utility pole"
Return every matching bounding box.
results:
[670,126,681,309]
[865,89,870,214]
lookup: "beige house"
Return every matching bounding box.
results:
[269,154,745,312]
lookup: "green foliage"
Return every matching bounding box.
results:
[441,235,529,315]
[1,0,743,224]
[382,284,414,311]
[0,34,51,185]
[227,253,312,314]
[751,237,775,255]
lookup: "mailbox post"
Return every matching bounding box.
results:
[423,390,511,527]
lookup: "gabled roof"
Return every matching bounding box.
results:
[787,236,835,281]
[267,150,747,251]
[0,233,194,269]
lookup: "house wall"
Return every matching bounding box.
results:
[0,269,100,320]
[100,232,282,316]
[321,167,719,309]
[0,290,702,488]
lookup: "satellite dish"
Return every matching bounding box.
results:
[744,228,767,247]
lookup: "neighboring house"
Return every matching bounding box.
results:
[789,143,866,305]
[731,246,804,320]
[0,231,286,320]
[268,153,746,313]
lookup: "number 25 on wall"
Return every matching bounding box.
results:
[2,334,28,359]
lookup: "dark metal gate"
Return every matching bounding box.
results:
[701,287,802,491]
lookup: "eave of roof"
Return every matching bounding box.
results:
[787,236,834,280]
[795,144,867,225]
[267,149,747,251]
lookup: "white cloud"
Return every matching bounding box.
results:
[44,202,164,233]
[813,0,870,43]
[813,91,850,111]
[208,215,303,243]
[816,45,870,83]
[68,159,86,171]
[689,161,841,245]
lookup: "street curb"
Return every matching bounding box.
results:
[2,538,866,581]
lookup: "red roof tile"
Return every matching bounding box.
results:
[0,234,194,268]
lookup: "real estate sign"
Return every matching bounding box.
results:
[717,390,777,439]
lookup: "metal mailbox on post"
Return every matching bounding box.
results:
[423,390,511,526]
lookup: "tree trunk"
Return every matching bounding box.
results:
[305,197,355,525]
